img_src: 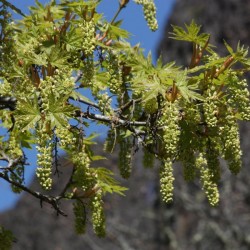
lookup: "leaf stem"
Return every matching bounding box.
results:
[110,0,129,25]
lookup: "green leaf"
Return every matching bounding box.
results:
[14,96,41,131]
[62,0,100,8]
[95,167,128,196]
[70,91,96,105]
[175,70,204,102]
[64,26,82,51]
[170,20,214,52]
[46,47,69,68]
[91,155,107,161]
[47,94,76,128]
[224,40,234,55]
[106,21,130,40]
[18,131,35,149]
[84,133,99,144]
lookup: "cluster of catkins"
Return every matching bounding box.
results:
[71,144,106,237]
[154,69,250,206]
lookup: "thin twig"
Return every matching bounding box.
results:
[110,2,127,25]
[115,98,142,113]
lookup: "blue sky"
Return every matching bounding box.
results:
[0,0,175,211]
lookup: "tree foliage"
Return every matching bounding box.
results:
[1,0,250,246]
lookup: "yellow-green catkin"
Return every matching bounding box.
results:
[73,200,86,234]
[90,191,106,237]
[157,103,180,203]
[160,159,174,203]
[203,87,219,128]
[158,103,180,158]
[104,129,116,153]
[56,126,76,149]
[79,19,95,56]
[196,154,219,206]
[227,72,250,120]
[220,113,242,174]
[72,146,93,192]
[8,133,22,158]
[107,52,123,94]
[205,140,221,182]
[81,57,95,89]
[7,133,24,193]
[96,92,112,115]
[118,136,132,179]
[134,0,158,31]
[36,126,53,190]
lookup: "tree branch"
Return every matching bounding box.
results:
[0,172,67,216]
[115,98,142,113]
[69,96,100,110]
[77,110,147,127]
